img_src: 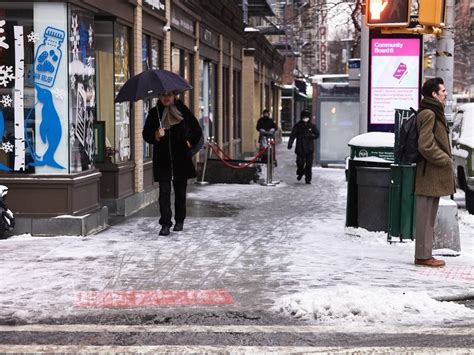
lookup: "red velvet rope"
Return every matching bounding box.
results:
[209,143,268,169]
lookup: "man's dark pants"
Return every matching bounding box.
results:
[296,153,313,182]
[158,179,187,227]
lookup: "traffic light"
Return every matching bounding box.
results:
[365,0,412,27]
[419,0,447,27]
[423,55,433,69]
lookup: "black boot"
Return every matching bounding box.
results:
[159,225,171,236]
[173,222,184,232]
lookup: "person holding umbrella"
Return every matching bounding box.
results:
[116,69,202,236]
[142,92,202,236]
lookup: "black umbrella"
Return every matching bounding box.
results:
[115,69,192,103]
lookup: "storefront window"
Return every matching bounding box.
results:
[222,66,229,144]
[69,6,96,173]
[113,23,131,163]
[0,3,73,174]
[142,34,151,160]
[233,70,241,139]
[171,46,181,75]
[183,52,192,108]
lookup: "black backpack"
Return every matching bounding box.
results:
[395,108,435,165]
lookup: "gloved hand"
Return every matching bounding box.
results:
[287,145,292,150]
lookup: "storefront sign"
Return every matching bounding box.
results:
[319,7,327,73]
[201,26,218,48]
[144,0,165,11]
[171,8,194,34]
[369,36,421,125]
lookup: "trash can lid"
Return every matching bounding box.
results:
[348,132,394,148]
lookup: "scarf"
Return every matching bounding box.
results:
[160,104,184,129]
[419,97,446,128]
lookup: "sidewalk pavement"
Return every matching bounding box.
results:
[0,144,473,326]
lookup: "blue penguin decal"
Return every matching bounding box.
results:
[0,111,11,171]
[31,84,65,169]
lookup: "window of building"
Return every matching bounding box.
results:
[0,2,96,174]
[222,66,229,144]
[96,20,131,164]
[233,70,242,139]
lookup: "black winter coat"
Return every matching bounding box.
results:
[142,99,203,181]
[288,120,320,156]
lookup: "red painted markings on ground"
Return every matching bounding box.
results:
[75,289,234,309]
[420,266,474,283]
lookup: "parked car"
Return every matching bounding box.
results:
[451,103,474,214]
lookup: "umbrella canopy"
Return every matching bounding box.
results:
[115,69,192,103]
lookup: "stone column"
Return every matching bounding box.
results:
[217,35,224,148]
[163,0,171,71]
[133,0,143,193]
[229,41,235,158]
[242,50,256,154]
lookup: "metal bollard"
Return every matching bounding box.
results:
[195,137,211,185]
[262,138,276,186]
[270,138,280,185]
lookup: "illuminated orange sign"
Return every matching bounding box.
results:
[365,0,411,27]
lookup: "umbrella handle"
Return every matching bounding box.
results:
[156,106,163,129]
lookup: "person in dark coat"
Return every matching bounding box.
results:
[287,109,319,184]
[256,109,277,164]
[142,92,203,236]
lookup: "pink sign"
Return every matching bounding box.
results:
[371,38,420,57]
[369,37,421,125]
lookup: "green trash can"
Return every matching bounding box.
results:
[388,165,416,241]
[346,133,394,230]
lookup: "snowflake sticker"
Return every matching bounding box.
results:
[0,20,9,50]
[27,31,40,43]
[0,95,12,108]
[70,75,76,89]
[53,88,65,101]
[70,15,79,61]
[1,142,13,153]
[0,65,14,87]
[88,24,93,48]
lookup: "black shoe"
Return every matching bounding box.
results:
[297,174,303,181]
[159,225,171,236]
[173,222,183,232]
[305,181,311,184]
[274,161,278,167]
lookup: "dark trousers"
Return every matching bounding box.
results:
[415,195,440,260]
[296,153,313,182]
[158,179,187,227]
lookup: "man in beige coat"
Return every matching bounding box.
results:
[415,77,455,267]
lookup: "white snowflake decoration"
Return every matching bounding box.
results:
[70,75,76,89]
[1,142,13,153]
[0,95,12,107]
[70,15,80,61]
[0,20,9,50]
[0,65,14,87]
[27,31,40,43]
[88,24,93,48]
[53,88,65,101]
[70,127,76,144]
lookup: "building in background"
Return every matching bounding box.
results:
[0,0,284,235]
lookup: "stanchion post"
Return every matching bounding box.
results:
[262,138,276,187]
[195,137,211,185]
[269,138,280,185]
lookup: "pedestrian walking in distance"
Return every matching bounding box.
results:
[256,109,277,165]
[143,92,203,236]
[287,109,320,184]
[414,77,455,268]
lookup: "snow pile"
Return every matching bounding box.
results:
[348,132,394,148]
[276,286,474,325]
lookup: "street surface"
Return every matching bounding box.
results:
[0,143,473,352]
